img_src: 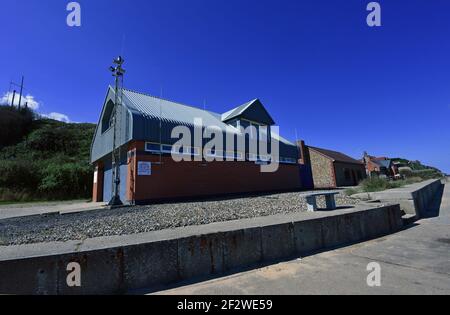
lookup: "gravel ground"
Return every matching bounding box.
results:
[0,191,360,246]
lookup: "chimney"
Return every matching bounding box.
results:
[296,140,311,166]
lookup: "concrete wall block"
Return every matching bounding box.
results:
[293,218,323,255]
[0,257,58,295]
[360,208,390,239]
[261,223,295,261]
[56,249,123,295]
[386,205,403,232]
[0,204,407,295]
[397,199,417,216]
[337,212,364,244]
[123,240,179,291]
[177,234,224,280]
[222,228,262,271]
[320,216,340,248]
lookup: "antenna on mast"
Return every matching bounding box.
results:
[158,87,163,165]
[108,56,126,207]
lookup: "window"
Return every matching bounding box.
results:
[145,143,161,154]
[161,145,173,154]
[259,155,271,162]
[173,145,200,156]
[279,157,297,164]
[101,101,115,133]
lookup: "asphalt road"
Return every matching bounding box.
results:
[155,181,450,295]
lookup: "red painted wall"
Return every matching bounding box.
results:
[124,141,302,203]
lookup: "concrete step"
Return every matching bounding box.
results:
[402,214,417,226]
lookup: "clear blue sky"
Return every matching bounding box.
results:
[1,0,449,172]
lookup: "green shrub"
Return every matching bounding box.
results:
[344,187,361,196]
[39,162,93,200]
[0,106,34,148]
[399,168,413,178]
[0,160,41,190]
[0,115,96,202]
[360,177,390,192]
[0,188,34,202]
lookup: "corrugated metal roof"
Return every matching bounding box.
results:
[122,89,236,131]
[91,87,299,162]
[121,88,293,146]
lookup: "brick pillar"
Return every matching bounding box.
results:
[92,162,104,202]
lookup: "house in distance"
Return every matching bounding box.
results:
[305,146,367,189]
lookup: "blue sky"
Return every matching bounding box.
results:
[1,0,449,172]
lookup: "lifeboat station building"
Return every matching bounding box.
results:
[91,87,306,204]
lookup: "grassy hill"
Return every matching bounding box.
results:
[0,106,96,202]
[391,158,443,179]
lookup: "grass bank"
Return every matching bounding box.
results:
[345,177,429,196]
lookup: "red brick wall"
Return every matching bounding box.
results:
[126,141,302,203]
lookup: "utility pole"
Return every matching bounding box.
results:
[11,90,16,107]
[18,76,24,110]
[108,56,126,207]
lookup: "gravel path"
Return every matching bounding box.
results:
[0,191,360,246]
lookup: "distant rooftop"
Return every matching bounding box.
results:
[309,146,363,165]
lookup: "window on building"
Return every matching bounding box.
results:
[161,145,173,154]
[145,143,161,154]
[172,145,199,156]
[279,157,297,164]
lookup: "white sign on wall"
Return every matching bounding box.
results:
[138,161,152,176]
[93,170,98,184]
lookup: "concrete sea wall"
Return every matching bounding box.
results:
[353,179,442,218]
[0,204,403,295]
